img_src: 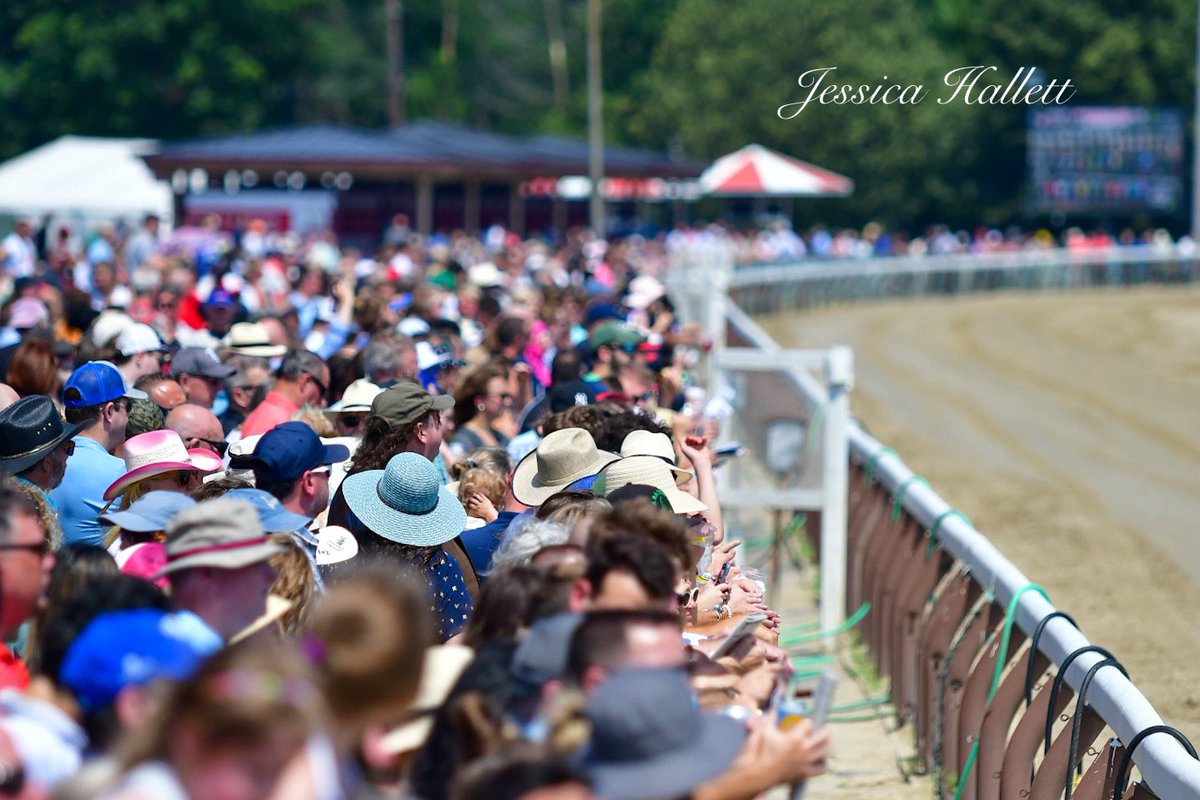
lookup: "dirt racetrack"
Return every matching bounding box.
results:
[760,284,1200,741]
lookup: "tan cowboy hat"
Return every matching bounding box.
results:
[619,430,692,486]
[511,428,620,507]
[593,455,708,515]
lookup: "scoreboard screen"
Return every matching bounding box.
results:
[1027,107,1184,214]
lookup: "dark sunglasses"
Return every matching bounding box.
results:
[0,539,49,558]
[337,414,367,430]
[0,761,25,796]
[305,372,329,398]
[675,586,700,607]
[188,436,229,457]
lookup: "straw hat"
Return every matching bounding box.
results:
[223,322,288,358]
[328,379,382,413]
[104,430,224,500]
[619,430,692,486]
[510,428,620,507]
[379,646,474,754]
[592,455,707,515]
[341,453,466,547]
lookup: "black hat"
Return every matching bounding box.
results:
[0,395,81,474]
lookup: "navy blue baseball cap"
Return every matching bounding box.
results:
[249,422,350,485]
[226,487,313,532]
[584,301,625,328]
[63,360,148,408]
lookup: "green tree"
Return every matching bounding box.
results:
[629,0,984,226]
[0,0,328,159]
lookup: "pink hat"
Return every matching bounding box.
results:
[8,297,48,329]
[104,430,224,501]
[114,542,170,589]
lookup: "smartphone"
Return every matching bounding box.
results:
[714,441,746,459]
[790,670,838,800]
[808,670,837,728]
[710,612,767,659]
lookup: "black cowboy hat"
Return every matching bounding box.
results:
[0,395,81,475]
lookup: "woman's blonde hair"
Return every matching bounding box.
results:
[268,533,316,636]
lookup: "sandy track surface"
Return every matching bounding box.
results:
[760,285,1200,741]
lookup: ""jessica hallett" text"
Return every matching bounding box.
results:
[776,66,1076,118]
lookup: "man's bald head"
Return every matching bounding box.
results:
[0,384,19,413]
[165,403,224,449]
[142,376,187,411]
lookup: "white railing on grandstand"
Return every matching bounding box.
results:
[724,244,1200,315]
[678,243,1200,797]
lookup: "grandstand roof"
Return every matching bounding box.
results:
[143,122,703,181]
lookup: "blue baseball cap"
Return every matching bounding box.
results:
[59,609,222,712]
[584,301,625,328]
[250,422,350,485]
[226,487,313,532]
[63,360,148,408]
[100,491,196,532]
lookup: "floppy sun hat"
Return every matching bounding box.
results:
[341,452,467,547]
[592,455,707,515]
[618,430,692,486]
[510,427,621,507]
[104,430,225,501]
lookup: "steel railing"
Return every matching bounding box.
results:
[674,244,1200,799]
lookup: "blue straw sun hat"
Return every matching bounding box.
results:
[342,452,467,547]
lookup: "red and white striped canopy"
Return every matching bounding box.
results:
[699,144,853,197]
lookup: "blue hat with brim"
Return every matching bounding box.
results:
[63,360,148,408]
[342,452,466,547]
[100,491,196,532]
[59,609,222,712]
[226,487,313,532]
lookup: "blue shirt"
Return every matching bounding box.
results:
[50,436,125,547]
[461,511,519,581]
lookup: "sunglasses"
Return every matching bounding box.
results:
[188,436,229,457]
[0,539,49,558]
[0,761,25,796]
[675,586,700,608]
[337,414,367,430]
[305,372,329,398]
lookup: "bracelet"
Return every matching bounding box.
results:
[697,571,713,583]
[713,604,729,620]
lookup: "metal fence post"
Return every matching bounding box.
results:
[820,345,853,642]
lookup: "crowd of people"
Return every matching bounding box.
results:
[0,216,830,800]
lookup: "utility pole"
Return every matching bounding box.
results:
[587,0,605,237]
[1192,0,1200,238]
[385,0,406,127]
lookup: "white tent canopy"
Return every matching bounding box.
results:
[0,135,172,223]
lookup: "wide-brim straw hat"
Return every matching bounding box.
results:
[511,427,620,507]
[105,430,224,501]
[341,452,467,547]
[223,321,288,358]
[593,455,707,515]
[379,646,475,754]
[619,430,692,486]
